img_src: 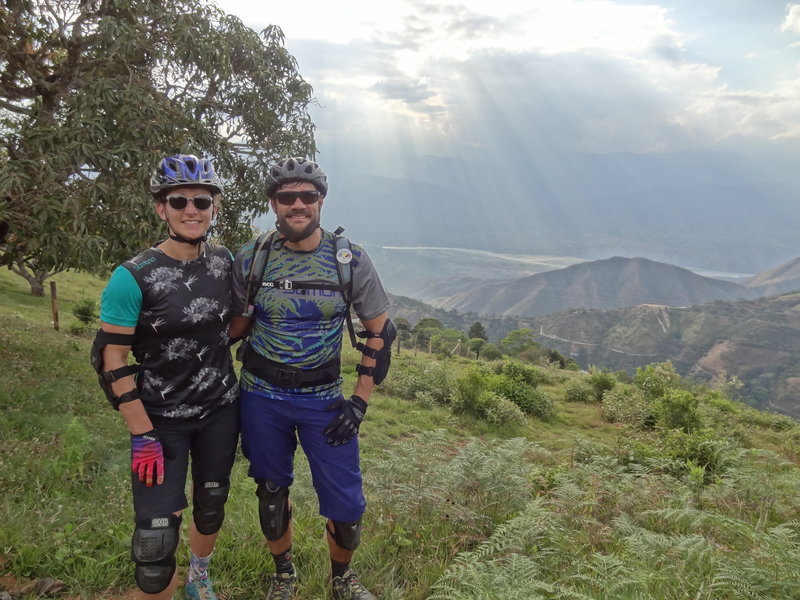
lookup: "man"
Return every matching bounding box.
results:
[230,157,395,600]
[93,154,239,600]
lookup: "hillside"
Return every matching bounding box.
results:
[426,256,756,317]
[745,256,800,297]
[533,292,800,417]
[3,269,800,600]
[388,292,534,342]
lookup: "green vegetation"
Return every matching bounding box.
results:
[1,0,315,295]
[3,272,800,599]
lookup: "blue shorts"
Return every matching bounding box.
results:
[240,388,366,522]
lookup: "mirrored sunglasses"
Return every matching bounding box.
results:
[165,194,214,210]
[274,190,322,206]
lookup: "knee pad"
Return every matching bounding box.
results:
[131,514,181,594]
[327,518,362,551]
[193,480,230,535]
[256,479,291,541]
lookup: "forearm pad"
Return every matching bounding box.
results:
[355,318,396,385]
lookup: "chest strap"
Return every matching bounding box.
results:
[242,345,341,389]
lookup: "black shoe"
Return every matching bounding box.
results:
[265,572,297,600]
[331,569,376,600]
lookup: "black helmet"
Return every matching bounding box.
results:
[150,154,224,195]
[266,157,327,197]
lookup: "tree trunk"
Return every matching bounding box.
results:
[10,260,52,296]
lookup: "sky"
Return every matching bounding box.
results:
[214,0,800,169]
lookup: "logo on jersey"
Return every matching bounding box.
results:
[336,248,353,265]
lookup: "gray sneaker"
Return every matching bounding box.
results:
[331,569,376,600]
[265,572,297,600]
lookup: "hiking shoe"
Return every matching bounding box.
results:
[184,578,218,600]
[331,569,376,600]
[265,572,297,600]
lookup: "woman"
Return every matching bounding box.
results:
[93,154,238,600]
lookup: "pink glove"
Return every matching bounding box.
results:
[131,430,165,486]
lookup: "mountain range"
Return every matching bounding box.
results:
[422,256,764,317]
[386,255,800,416]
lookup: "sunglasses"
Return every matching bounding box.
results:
[165,194,214,211]
[273,190,322,206]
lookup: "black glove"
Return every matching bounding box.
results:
[323,395,368,446]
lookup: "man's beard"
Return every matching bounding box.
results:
[275,210,320,243]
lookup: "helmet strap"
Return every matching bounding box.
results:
[168,232,206,246]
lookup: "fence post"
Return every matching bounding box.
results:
[50,281,59,331]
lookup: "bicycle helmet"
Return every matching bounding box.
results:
[150,154,224,195]
[265,157,328,197]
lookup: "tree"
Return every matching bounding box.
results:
[468,321,488,341]
[415,317,444,331]
[499,328,539,357]
[481,343,502,361]
[0,0,315,294]
[413,317,444,351]
[469,337,486,359]
[430,328,466,357]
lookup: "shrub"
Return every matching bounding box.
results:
[72,297,98,325]
[656,389,701,432]
[613,370,630,384]
[563,378,594,403]
[493,360,546,386]
[484,371,553,420]
[452,367,489,418]
[659,427,740,480]
[513,387,552,420]
[383,361,455,405]
[483,392,526,426]
[587,368,616,401]
[68,321,90,336]
[601,385,655,429]
[634,361,680,400]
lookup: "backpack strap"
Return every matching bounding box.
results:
[331,226,359,349]
[242,229,277,318]
[244,226,360,350]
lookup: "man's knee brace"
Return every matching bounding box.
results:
[131,514,181,594]
[327,518,362,551]
[256,479,291,541]
[193,480,230,535]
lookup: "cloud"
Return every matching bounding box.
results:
[370,76,437,103]
[218,0,800,158]
[780,4,800,34]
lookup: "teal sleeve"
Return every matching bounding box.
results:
[100,266,142,327]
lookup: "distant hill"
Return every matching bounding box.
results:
[387,293,533,343]
[532,292,800,417]
[745,257,800,297]
[425,256,757,317]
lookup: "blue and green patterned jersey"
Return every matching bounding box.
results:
[232,229,390,399]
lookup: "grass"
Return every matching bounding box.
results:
[3,269,800,599]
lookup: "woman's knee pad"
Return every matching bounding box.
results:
[132,514,181,594]
[193,480,230,535]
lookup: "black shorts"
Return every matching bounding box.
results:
[131,400,240,521]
